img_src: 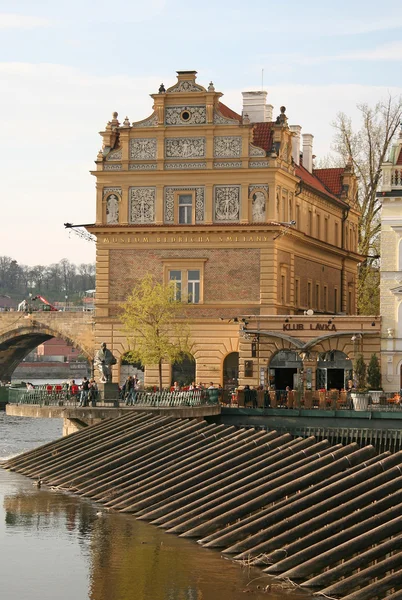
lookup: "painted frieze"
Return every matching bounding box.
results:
[129,138,157,160]
[214,186,240,222]
[214,136,242,158]
[129,187,156,224]
[165,106,206,126]
[165,137,206,159]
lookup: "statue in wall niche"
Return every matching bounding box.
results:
[252,191,266,222]
[94,342,117,383]
[106,194,119,224]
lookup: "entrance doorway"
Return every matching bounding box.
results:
[171,355,195,387]
[316,351,352,391]
[223,352,239,392]
[327,369,345,390]
[269,350,302,390]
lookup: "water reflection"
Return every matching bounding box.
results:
[2,473,310,600]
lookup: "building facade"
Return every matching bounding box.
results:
[379,128,402,391]
[88,70,378,390]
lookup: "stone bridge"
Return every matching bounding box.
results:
[0,312,94,381]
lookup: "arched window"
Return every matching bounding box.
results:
[171,354,196,387]
[119,353,144,386]
[223,352,239,391]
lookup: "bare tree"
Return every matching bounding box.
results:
[331,96,402,313]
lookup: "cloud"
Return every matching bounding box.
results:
[0,13,51,29]
[263,41,402,67]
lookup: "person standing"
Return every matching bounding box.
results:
[124,376,134,405]
[79,377,90,407]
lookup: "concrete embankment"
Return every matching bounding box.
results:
[4,412,402,599]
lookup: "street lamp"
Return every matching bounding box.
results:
[65,295,68,311]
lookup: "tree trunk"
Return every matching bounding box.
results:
[158,358,163,392]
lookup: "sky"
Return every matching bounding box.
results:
[1,0,402,266]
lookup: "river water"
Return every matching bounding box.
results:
[0,411,309,600]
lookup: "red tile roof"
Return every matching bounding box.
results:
[295,164,347,205]
[396,149,402,165]
[252,122,274,152]
[313,167,345,196]
[217,102,241,122]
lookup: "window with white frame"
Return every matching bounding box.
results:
[165,260,206,304]
[178,194,193,224]
[187,270,200,303]
[169,270,182,301]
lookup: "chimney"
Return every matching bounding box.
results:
[302,133,314,173]
[290,125,302,166]
[242,91,273,123]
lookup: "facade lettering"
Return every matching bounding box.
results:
[283,323,337,332]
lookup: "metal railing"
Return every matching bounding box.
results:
[232,389,402,412]
[128,389,219,407]
[8,385,80,406]
[7,386,219,408]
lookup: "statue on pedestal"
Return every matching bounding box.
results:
[94,342,117,383]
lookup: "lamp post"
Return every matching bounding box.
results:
[65,295,68,312]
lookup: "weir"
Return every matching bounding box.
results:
[3,413,402,599]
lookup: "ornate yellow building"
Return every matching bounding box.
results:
[87,70,378,390]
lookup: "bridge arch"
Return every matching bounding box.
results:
[0,313,94,381]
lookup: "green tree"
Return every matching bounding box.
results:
[120,273,191,391]
[330,96,402,314]
[354,354,367,392]
[367,353,382,390]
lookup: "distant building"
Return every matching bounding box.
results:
[0,295,16,311]
[379,127,402,391]
[36,338,80,362]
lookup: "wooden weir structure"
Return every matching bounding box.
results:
[3,412,402,599]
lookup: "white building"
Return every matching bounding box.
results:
[380,127,402,391]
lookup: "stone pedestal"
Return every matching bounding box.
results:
[98,382,120,401]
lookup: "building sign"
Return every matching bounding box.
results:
[283,322,337,332]
[99,233,271,245]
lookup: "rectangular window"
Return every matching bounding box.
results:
[323,285,328,312]
[335,222,339,246]
[169,270,182,301]
[309,211,313,236]
[187,270,200,304]
[334,287,338,313]
[295,278,300,307]
[296,204,300,229]
[315,283,320,310]
[178,194,193,224]
[316,213,321,240]
[307,281,312,309]
[324,217,329,241]
[281,274,286,303]
[348,288,353,314]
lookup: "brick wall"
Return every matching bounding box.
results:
[109,248,260,303]
[294,256,341,311]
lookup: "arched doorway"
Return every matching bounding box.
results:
[269,350,302,390]
[171,354,196,387]
[223,352,239,392]
[316,350,352,390]
[120,353,144,386]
